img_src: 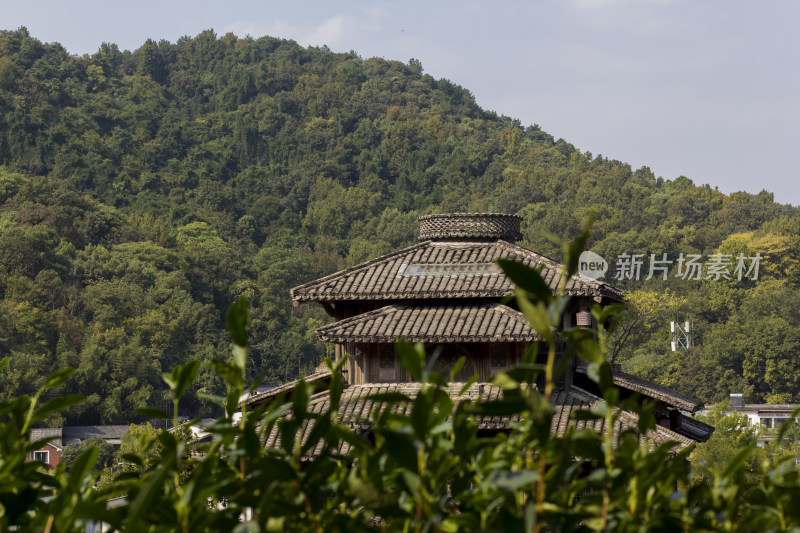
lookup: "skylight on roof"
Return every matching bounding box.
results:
[403,263,501,276]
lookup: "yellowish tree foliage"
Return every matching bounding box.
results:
[718,231,796,281]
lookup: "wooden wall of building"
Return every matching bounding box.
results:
[335,342,532,385]
[332,337,570,386]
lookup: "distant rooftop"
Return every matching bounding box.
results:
[63,425,130,445]
[730,404,798,413]
[30,428,63,449]
[727,393,797,413]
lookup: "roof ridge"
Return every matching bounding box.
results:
[567,385,693,446]
[419,212,522,218]
[490,302,528,318]
[316,304,402,330]
[494,240,620,294]
[291,242,429,299]
[242,369,333,407]
[493,239,563,268]
[611,370,701,412]
[566,384,603,403]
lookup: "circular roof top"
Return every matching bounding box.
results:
[418,213,522,242]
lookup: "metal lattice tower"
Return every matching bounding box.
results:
[670,319,693,351]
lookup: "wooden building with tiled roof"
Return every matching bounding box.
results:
[290,213,621,385]
[260,213,712,450]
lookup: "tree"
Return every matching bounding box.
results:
[2,27,800,425]
[690,403,763,486]
[60,436,115,471]
[608,289,685,364]
[119,422,160,472]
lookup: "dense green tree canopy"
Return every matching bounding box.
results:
[1,27,798,423]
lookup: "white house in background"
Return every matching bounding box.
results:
[728,393,798,442]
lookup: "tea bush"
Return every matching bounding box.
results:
[4,246,800,532]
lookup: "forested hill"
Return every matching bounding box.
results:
[1,27,799,425]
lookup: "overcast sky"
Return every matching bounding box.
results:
[4,0,799,205]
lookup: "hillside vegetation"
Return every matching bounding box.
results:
[1,27,799,424]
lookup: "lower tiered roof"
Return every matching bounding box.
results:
[262,382,693,459]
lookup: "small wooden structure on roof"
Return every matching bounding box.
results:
[256,213,712,450]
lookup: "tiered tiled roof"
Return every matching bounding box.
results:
[315,303,540,344]
[290,240,621,303]
[263,383,693,458]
